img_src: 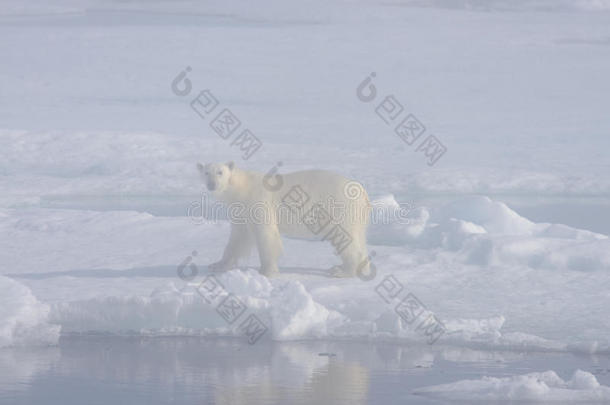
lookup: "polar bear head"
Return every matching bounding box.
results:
[197,161,235,195]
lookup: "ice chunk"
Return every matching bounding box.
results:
[414,369,610,402]
[270,281,341,340]
[436,196,535,235]
[0,276,60,347]
[368,194,429,245]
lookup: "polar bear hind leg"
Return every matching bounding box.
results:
[332,229,369,278]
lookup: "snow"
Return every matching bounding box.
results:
[1,0,610,401]
[4,190,609,353]
[414,369,610,402]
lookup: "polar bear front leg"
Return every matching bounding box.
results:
[252,222,282,277]
[209,223,253,272]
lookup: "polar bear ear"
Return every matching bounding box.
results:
[196,162,205,172]
[226,161,235,171]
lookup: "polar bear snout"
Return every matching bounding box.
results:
[206,180,217,191]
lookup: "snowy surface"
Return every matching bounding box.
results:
[1,0,610,401]
[414,369,610,402]
[2,193,609,353]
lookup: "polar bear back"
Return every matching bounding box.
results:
[279,169,349,200]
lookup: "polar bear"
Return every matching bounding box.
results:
[197,161,371,278]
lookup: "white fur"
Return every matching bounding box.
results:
[198,162,371,277]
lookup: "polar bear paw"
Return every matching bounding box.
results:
[260,265,280,278]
